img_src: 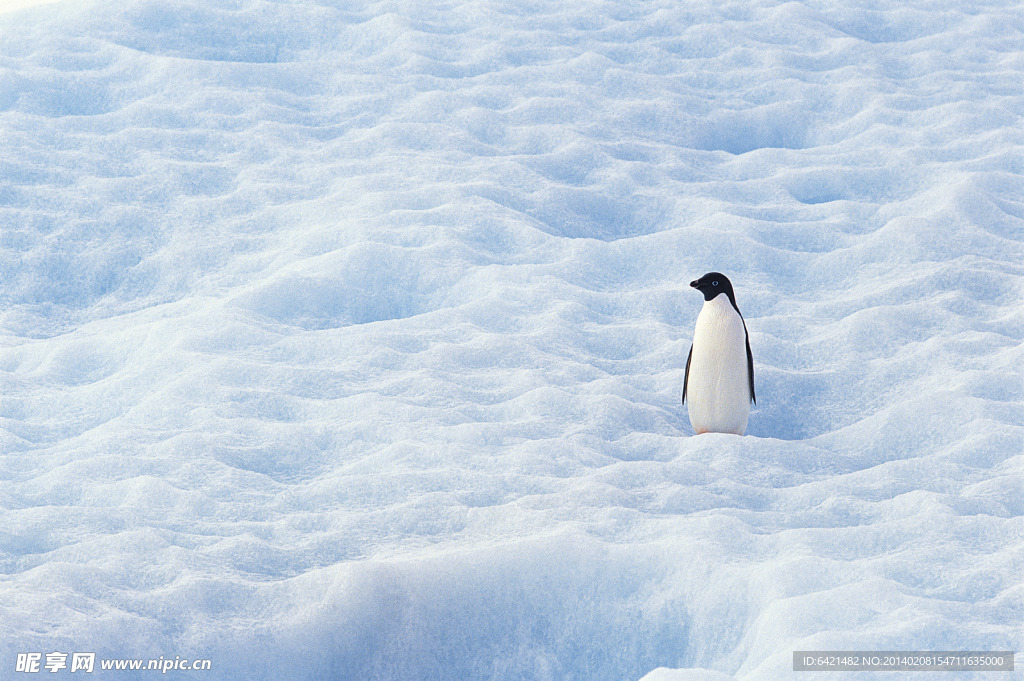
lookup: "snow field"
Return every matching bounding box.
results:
[1,0,1022,679]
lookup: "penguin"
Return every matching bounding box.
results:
[682,272,755,435]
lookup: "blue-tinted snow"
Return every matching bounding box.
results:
[1,0,1022,679]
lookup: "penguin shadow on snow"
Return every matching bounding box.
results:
[679,274,841,442]
[741,369,837,441]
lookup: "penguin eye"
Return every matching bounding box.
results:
[712,280,719,286]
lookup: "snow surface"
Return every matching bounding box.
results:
[1,0,1022,679]
[0,1,60,16]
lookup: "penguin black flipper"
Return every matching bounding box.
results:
[743,321,755,405]
[682,344,693,405]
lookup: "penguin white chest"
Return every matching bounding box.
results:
[687,295,750,435]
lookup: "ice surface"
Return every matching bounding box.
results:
[0,0,1022,679]
[639,668,736,681]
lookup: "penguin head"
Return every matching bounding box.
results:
[690,272,737,306]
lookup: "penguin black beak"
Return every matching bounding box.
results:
[689,280,699,288]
